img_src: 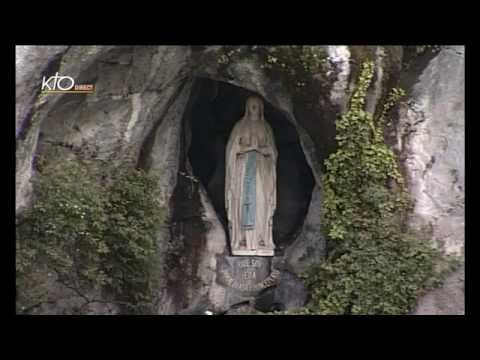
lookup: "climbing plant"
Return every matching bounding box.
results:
[300,60,450,315]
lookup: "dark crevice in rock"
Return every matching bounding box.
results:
[292,100,337,170]
[166,130,207,312]
[163,80,211,312]
[374,47,404,150]
[402,46,440,68]
[254,269,308,313]
[389,48,442,186]
[190,45,208,53]
[400,47,440,92]
[137,77,190,171]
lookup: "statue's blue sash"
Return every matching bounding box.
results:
[241,150,256,228]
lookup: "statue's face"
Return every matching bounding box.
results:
[247,98,262,120]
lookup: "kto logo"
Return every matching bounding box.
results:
[41,72,94,94]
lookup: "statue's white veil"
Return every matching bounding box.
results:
[243,96,265,123]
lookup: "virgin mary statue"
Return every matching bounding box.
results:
[225,96,277,256]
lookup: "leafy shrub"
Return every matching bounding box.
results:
[16,159,165,313]
[103,167,163,312]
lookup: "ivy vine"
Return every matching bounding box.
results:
[299,60,455,315]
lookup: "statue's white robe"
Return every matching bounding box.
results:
[225,116,277,256]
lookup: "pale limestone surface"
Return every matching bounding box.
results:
[395,46,465,314]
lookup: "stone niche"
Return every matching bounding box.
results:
[185,78,315,254]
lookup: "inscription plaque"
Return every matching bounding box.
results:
[218,256,279,293]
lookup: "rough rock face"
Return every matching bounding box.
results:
[16,45,69,138]
[326,46,351,113]
[16,45,465,315]
[16,45,69,214]
[413,266,465,315]
[397,46,465,255]
[395,46,465,314]
[16,46,193,314]
[284,186,325,275]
